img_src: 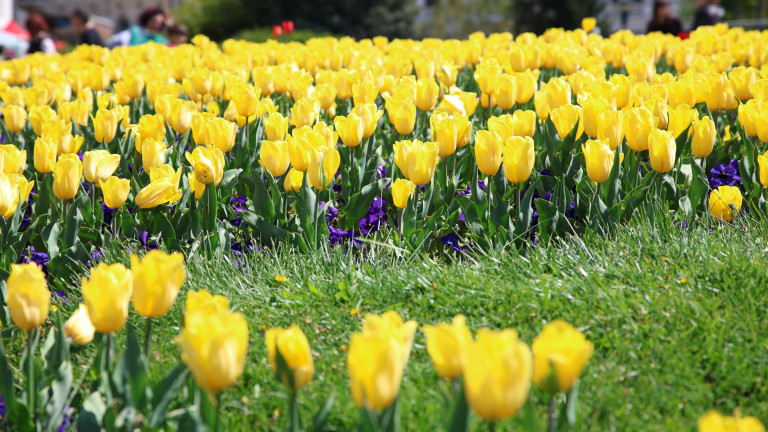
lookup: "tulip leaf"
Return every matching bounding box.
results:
[62,203,83,250]
[77,391,107,431]
[344,179,388,230]
[43,222,62,259]
[513,178,538,238]
[0,338,16,420]
[219,168,242,191]
[115,325,149,410]
[446,380,470,432]
[149,363,188,428]
[309,394,335,432]
[688,160,710,214]
[245,173,277,222]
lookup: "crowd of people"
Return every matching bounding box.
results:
[647,0,725,35]
[24,6,187,56]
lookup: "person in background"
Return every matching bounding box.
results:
[70,9,104,46]
[647,0,683,35]
[691,0,725,29]
[168,23,188,46]
[107,7,169,48]
[26,13,56,55]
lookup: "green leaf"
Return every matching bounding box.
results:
[149,363,189,427]
[246,172,277,221]
[309,394,335,432]
[345,179,388,230]
[76,391,107,431]
[62,203,83,249]
[447,380,470,432]
[42,222,62,259]
[115,325,149,410]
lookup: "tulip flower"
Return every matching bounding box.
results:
[53,153,83,200]
[186,146,225,186]
[6,263,49,331]
[0,144,26,175]
[394,140,440,185]
[64,304,95,346]
[82,263,133,334]
[415,78,439,111]
[691,116,716,158]
[135,165,182,208]
[353,81,379,106]
[172,99,197,135]
[582,139,614,183]
[141,138,168,172]
[667,104,697,138]
[391,179,416,209]
[0,173,19,219]
[512,110,536,138]
[184,290,230,326]
[708,186,742,222]
[93,108,119,144]
[34,136,57,173]
[259,140,291,177]
[3,105,26,133]
[549,104,583,140]
[234,83,259,119]
[100,176,130,209]
[264,112,289,141]
[265,325,315,391]
[308,148,341,190]
[28,105,57,136]
[205,117,238,153]
[351,103,384,139]
[474,131,503,176]
[623,106,654,152]
[596,110,624,150]
[131,250,186,318]
[430,113,459,157]
[176,308,249,394]
[488,115,516,142]
[83,150,120,184]
[758,151,768,188]
[581,97,610,138]
[334,113,364,147]
[283,168,304,192]
[494,74,517,110]
[392,102,417,135]
[582,17,597,32]
[698,410,764,432]
[729,67,758,100]
[503,136,535,183]
[648,129,676,173]
[463,328,532,421]
[532,319,594,393]
[704,73,728,111]
[191,113,213,145]
[545,77,571,111]
[290,99,319,128]
[422,315,472,380]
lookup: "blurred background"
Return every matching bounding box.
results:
[0,0,766,55]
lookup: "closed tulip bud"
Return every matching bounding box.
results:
[176,308,249,394]
[581,97,610,138]
[456,116,472,148]
[394,140,440,185]
[623,106,654,152]
[34,136,57,173]
[729,67,758,100]
[82,263,133,334]
[534,90,551,121]
[266,325,315,391]
[186,146,225,186]
[422,315,472,379]
[259,140,291,177]
[191,113,213,145]
[758,151,768,188]
[545,77,571,110]
[83,150,120,184]
[122,74,145,100]
[464,328,532,421]
[532,320,594,393]
[264,113,289,141]
[391,179,415,209]
[515,72,537,104]
[290,99,319,128]
[206,117,238,153]
[549,104,583,139]
[582,139,614,183]
[53,153,82,200]
[0,145,26,175]
[512,110,536,138]
[141,138,168,172]
[28,105,57,137]
[3,105,26,133]
[334,113,364,147]
[503,136,535,183]
[691,116,716,158]
[93,108,119,144]
[99,176,130,209]
[698,410,765,432]
[667,104,697,139]
[172,100,197,135]
[351,103,383,139]
[6,263,49,331]
[648,129,676,173]
[308,148,341,190]
[393,102,417,135]
[131,250,186,318]
[597,110,624,150]
[494,74,517,110]
[474,130,503,176]
[283,168,304,192]
[415,78,439,111]
[234,84,260,118]
[708,186,742,222]
[0,173,19,219]
[430,113,459,157]
[705,73,728,111]
[64,304,95,346]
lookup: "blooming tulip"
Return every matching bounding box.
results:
[758,151,768,188]
[422,315,472,379]
[623,106,654,152]
[351,103,384,139]
[290,99,319,128]
[474,131,503,176]
[82,263,133,333]
[64,304,95,346]
[6,263,49,330]
[205,117,238,153]
[597,110,624,150]
[34,136,57,173]
[234,83,259,118]
[259,140,291,177]
[264,112,289,141]
[415,78,439,111]
[93,108,119,144]
[430,113,459,157]
[582,139,614,183]
[691,116,716,158]
[698,410,764,432]
[100,176,130,209]
[503,136,535,183]
[0,145,26,175]
[549,104,583,140]
[532,319,594,393]
[283,168,304,192]
[394,140,440,185]
[131,250,186,318]
[3,105,26,133]
[392,102,417,135]
[648,129,676,173]
[667,104,697,139]
[186,146,225,186]
[334,113,364,147]
[53,153,83,200]
[391,179,415,209]
[265,325,315,391]
[83,150,120,184]
[308,148,341,190]
[708,186,742,222]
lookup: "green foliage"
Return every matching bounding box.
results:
[231,28,335,44]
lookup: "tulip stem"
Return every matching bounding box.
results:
[214,391,223,432]
[548,397,558,432]
[26,329,35,415]
[144,317,153,360]
[488,421,496,432]
[289,391,301,432]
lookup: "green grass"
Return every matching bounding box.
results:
[21,213,768,431]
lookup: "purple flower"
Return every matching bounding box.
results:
[329,226,355,246]
[18,246,50,274]
[0,395,5,418]
[333,183,342,192]
[319,201,339,223]
[101,201,115,225]
[358,197,388,234]
[377,164,388,178]
[709,159,742,189]
[138,231,158,250]
[441,233,466,252]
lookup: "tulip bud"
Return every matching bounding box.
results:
[691,116,716,158]
[172,100,197,135]
[264,113,289,141]
[422,315,472,379]
[430,113,459,157]
[290,99,319,128]
[6,263,50,331]
[53,153,83,200]
[0,144,26,175]
[93,108,119,144]
[3,105,26,133]
[393,102,417,135]
[34,137,57,173]
[581,97,610,138]
[64,304,95,346]
[334,113,364,148]
[758,151,768,188]
[82,263,133,334]
[308,148,341,190]
[131,250,186,318]
[582,139,614,183]
[597,110,624,150]
[99,176,130,209]
[708,186,742,222]
[206,117,238,153]
[234,84,259,119]
[503,136,535,183]
[549,104,583,140]
[259,140,291,177]
[545,77,571,111]
[648,129,676,173]
[474,130,503,176]
[186,146,225,186]
[415,78,439,111]
[494,74,517,110]
[623,106,654,152]
[265,325,315,391]
[391,179,415,209]
[283,168,304,192]
[83,150,120,184]
[532,319,594,393]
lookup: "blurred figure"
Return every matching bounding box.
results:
[107,7,169,48]
[70,9,104,46]
[25,13,56,54]
[691,0,725,30]
[168,23,188,46]
[647,0,682,34]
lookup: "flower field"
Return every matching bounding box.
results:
[1,20,768,431]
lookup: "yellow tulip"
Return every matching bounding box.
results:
[28,105,57,136]
[582,139,614,183]
[430,113,459,157]
[264,113,289,141]
[488,115,516,142]
[290,99,319,128]
[597,110,624,150]
[83,150,120,184]
[648,129,676,173]
[667,104,697,139]
[308,148,341,190]
[53,153,82,200]
[391,179,415,209]
[0,145,26,175]
[132,114,166,150]
[494,74,517,110]
[698,410,765,432]
[463,328,532,421]
[172,100,197,135]
[415,78,439,111]
[184,289,230,326]
[704,73,728,111]
[474,130,503,176]
[82,263,133,334]
[3,105,26,133]
[314,83,337,111]
[581,97,610,138]
[141,138,168,172]
[392,102,417,135]
[283,168,304,192]
[691,116,716,158]
[515,72,537,104]
[582,17,597,32]
[758,151,768,188]
[205,117,238,153]
[503,136,535,183]
[532,319,594,393]
[334,113,364,148]
[131,250,186,318]
[352,81,379,106]
[93,108,119,144]
[99,176,130,209]
[259,140,291,177]
[64,304,95,346]
[623,106,654,152]
[135,165,182,208]
[456,116,472,148]
[234,83,259,119]
[186,146,225,186]
[176,308,249,394]
[351,103,384,139]
[394,140,440,185]
[422,315,472,379]
[512,110,536,138]
[730,67,758,100]
[534,90,551,121]
[6,263,49,331]
[545,77,571,110]
[549,104,583,140]
[265,325,315,391]
[708,186,742,222]
[191,112,213,146]
[121,74,145,100]
[0,172,20,219]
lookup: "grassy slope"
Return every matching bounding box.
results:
[42,214,768,431]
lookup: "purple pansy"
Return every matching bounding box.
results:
[358,197,388,234]
[709,159,742,189]
[319,201,339,223]
[441,233,466,252]
[138,231,158,250]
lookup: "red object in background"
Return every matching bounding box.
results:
[281,20,294,35]
[677,32,690,39]
[272,25,282,38]
[3,20,30,41]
